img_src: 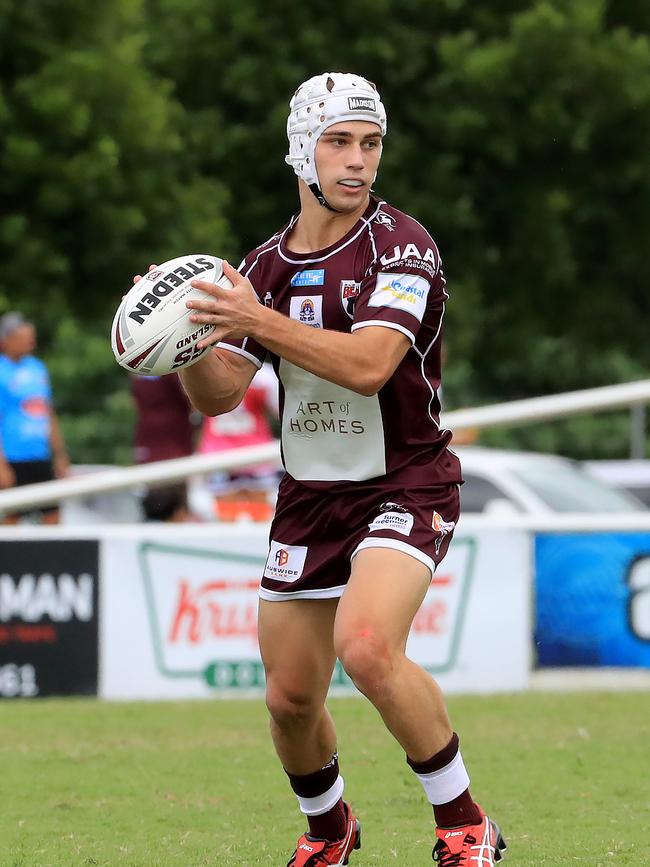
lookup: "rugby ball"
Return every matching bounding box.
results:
[111,254,232,376]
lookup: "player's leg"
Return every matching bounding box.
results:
[334,547,505,862]
[334,547,456,759]
[259,597,361,863]
[259,597,338,774]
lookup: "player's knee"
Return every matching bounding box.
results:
[336,629,394,699]
[265,681,318,728]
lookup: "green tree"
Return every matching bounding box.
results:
[0,0,233,463]
[3,0,649,462]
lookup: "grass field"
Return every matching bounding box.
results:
[1,692,648,866]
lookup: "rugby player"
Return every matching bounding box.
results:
[157,73,506,866]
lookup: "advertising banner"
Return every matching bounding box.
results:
[536,532,650,666]
[0,540,99,698]
[100,524,531,699]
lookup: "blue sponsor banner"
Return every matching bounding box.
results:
[535,533,650,667]
[291,269,325,287]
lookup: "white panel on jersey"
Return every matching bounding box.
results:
[279,360,386,482]
[368,272,430,321]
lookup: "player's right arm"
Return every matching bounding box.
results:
[178,348,258,417]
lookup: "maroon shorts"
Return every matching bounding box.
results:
[260,476,461,601]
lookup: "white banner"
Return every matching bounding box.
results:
[99,522,531,699]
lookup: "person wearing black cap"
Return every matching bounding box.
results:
[0,312,69,524]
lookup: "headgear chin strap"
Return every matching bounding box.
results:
[285,72,387,210]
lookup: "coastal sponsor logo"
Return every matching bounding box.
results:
[264,542,308,583]
[368,272,430,319]
[348,96,376,111]
[291,269,325,287]
[368,510,415,537]
[340,279,361,318]
[432,511,456,554]
[290,295,323,328]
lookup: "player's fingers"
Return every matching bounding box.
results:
[132,265,158,285]
[196,329,225,350]
[187,278,221,300]
[221,259,241,282]
[186,294,220,314]
[188,308,223,327]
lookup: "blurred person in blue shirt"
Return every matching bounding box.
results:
[0,312,69,524]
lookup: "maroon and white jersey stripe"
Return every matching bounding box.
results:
[219,196,462,489]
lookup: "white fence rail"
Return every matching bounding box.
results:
[1,378,649,513]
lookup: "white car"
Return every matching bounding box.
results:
[455,447,647,514]
[582,459,650,509]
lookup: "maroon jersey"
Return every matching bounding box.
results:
[131,374,195,463]
[219,196,461,489]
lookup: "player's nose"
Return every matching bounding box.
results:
[346,143,365,169]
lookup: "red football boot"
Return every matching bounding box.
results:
[433,807,506,865]
[286,802,361,867]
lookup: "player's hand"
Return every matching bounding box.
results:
[0,461,16,489]
[187,261,266,348]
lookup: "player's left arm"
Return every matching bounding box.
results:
[187,262,409,396]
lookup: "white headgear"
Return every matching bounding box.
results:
[285,72,387,207]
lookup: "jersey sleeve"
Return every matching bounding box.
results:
[216,254,268,368]
[351,223,447,345]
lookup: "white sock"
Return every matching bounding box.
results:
[413,751,470,805]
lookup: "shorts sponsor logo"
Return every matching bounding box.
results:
[340,280,361,318]
[291,269,325,287]
[368,272,430,320]
[368,510,414,536]
[348,96,376,111]
[264,542,309,583]
[290,295,323,329]
[432,511,456,554]
[374,211,396,231]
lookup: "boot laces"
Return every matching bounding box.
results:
[433,833,476,866]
